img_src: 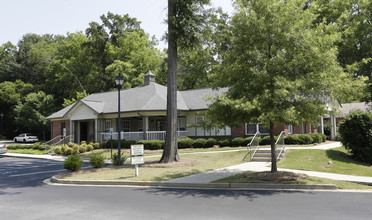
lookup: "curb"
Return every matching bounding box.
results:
[50,176,337,190]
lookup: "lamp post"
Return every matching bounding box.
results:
[115,75,124,165]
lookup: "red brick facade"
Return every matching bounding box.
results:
[51,120,70,140]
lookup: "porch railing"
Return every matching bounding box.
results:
[100,131,189,142]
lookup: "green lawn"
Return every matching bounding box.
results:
[7,149,46,155]
[278,147,372,177]
[213,172,372,190]
[63,150,248,182]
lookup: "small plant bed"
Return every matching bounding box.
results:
[213,171,372,190]
[278,147,372,177]
[60,150,247,182]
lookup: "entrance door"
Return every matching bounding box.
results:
[80,122,88,142]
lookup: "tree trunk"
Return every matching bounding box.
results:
[270,121,277,172]
[160,0,179,163]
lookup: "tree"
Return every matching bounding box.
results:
[14,91,55,140]
[160,0,210,163]
[207,0,359,172]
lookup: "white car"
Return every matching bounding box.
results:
[13,133,39,143]
[0,144,6,154]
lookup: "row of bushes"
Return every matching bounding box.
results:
[7,143,52,151]
[54,141,100,155]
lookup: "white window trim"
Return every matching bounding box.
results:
[288,125,293,134]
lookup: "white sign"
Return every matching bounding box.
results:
[63,128,66,137]
[131,144,144,156]
[110,128,113,135]
[131,156,144,165]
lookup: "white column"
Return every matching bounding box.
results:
[320,117,324,134]
[95,118,98,142]
[143,116,148,140]
[70,120,73,143]
[330,114,336,140]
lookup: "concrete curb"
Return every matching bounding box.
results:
[50,176,337,190]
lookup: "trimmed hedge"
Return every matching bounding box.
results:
[193,138,207,148]
[205,138,218,148]
[218,138,231,147]
[260,136,278,145]
[136,140,164,150]
[178,137,194,149]
[231,137,245,147]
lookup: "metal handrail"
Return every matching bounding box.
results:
[53,135,70,146]
[242,132,261,161]
[44,135,63,146]
[275,131,286,160]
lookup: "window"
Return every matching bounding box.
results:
[104,120,111,132]
[245,123,269,135]
[288,125,293,134]
[61,122,66,136]
[195,116,204,124]
[121,120,131,132]
[138,118,143,131]
[178,117,186,131]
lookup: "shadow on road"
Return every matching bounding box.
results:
[136,187,314,201]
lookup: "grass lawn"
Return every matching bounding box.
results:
[213,172,372,190]
[278,147,372,177]
[7,149,46,155]
[63,150,248,181]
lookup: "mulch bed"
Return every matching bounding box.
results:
[244,171,309,182]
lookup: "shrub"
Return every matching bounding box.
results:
[285,134,301,144]
[86,145,94,152]
[178,137,194,149]
[72,145,79,154]
[231,137,245,147]
[298,134,313,144]
[64,147,73,155]
[319,133,327,142]
[61,145,69,154]
[80,141,87,145]
[79,146,87,153]
[193,138,207,148]
[32,142,41,150]
[89,154,105,168]
[93,142,100,149]
[204,138,217,148]
[218,138,230,147]
[54,146,62,154]
[309,133,322,143]
[259,136,278,145]
[63,154,83,171]
[243,137,253,146]
[338,110,372,164]
[67,142,74,148]
[136,140,164,150]
[112,153,126,166]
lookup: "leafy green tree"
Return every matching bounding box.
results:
[0,42,20,82]
[14,91,55,140]
[62,90,89,108]
[309,0,371,102]
[0,80,34,137]
[207,0,359,172]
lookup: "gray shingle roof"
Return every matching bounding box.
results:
[338,102,371,117]
[46,83,227,120]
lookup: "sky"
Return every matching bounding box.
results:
[0,0,234,49]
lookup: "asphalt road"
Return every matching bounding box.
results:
[1,157,372,220]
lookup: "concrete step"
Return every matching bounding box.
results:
[251,156,284,162]
[254,153,272,157]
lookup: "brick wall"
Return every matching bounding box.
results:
[231,125,246,136]
[51,120,70,140]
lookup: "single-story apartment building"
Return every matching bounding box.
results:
[46,71,338,144]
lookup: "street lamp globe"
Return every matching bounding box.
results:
[115,75,124,89]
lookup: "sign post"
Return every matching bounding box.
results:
[110,128,113,159]
[130,144,144,177]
